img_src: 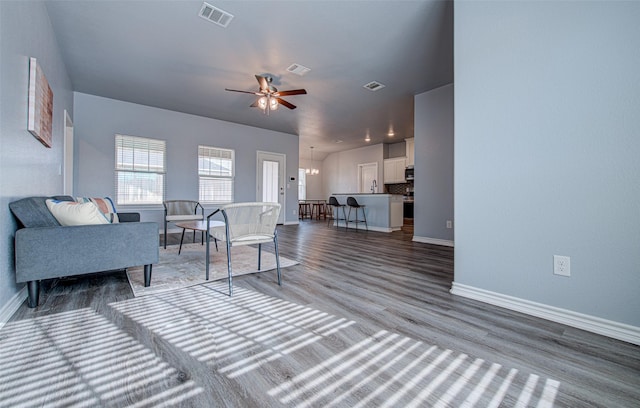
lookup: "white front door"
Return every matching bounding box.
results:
[257,151,285,224]
[358,162,378,193]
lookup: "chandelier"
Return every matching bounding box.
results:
[305,146,320,175]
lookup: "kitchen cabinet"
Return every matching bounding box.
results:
[405,138,415,166]
[383,157,406,184]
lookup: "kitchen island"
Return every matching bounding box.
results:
[331,193,404,232]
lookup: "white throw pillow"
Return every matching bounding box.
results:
[46,199,110,226]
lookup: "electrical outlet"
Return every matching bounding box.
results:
[553,255,571,277]
[446,220,453,229]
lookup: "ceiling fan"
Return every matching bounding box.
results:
[225,75,307,113]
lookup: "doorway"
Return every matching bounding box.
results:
[257,151,285,224]
[63,110,74,196]
[358,162,378,193]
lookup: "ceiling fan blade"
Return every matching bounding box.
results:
[276,98,296,110]
[255,75,269,91]
[275,89,307,97]
[225,88,261,95]
[249,100,260,108]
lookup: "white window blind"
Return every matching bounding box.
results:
[199,145,234,203]
[115,134,166,205]
[298,168,306,200]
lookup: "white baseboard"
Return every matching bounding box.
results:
[328,221,397,233]
[283,220,299,225]
[0,286,27,331]
[413,236,454,247]
[450,282,640,346]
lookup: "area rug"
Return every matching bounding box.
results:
[126,243,298,297]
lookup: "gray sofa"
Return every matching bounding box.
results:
[9,196,159,307]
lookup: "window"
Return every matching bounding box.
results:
[199,145,234,203]
[298,168,307,200]
[115,134,166,205]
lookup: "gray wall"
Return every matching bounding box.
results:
[322,144,384,197]
[0,1,74,310]
[73,93,300,225]
[454,1,640,326]
[414,84,454,243]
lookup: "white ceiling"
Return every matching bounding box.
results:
[45,0,453,160]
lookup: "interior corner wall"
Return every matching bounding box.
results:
[73,93,299,226]
[413,84,454,243]
[0,1,74,312]
[454,1,640,326]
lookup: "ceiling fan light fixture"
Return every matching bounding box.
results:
[258,96,268,110]
[269,97,278,110]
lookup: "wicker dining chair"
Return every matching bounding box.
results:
[163,200,204,248]
[207,202,282,296]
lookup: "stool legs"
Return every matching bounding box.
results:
[347,206,367,231]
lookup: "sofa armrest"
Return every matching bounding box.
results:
[15,222,159,283]
[118,212,140,223]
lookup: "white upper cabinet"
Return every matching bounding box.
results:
[383,157,407,184]
[405,138,415,166]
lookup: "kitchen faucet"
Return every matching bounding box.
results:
[371,179,377,193]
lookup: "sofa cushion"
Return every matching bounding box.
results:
[46,199,110,226]
[76,197,119,223]
[9,196,73,228]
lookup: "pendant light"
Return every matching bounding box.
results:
[305,146,319,175]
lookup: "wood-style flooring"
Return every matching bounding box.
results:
[1,220,638,407]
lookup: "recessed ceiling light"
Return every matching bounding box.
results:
[388,130,395,137]
[363,81,386,91]
[365,133,371,142]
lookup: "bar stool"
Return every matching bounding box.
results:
[326,197,347,228]
[346,196,368,231]
[312,200,326,219]
[298,201,311,220]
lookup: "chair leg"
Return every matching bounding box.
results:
[164,219,168,249]
[205,232,211,280]
[355,206,359,231]
[27,281,40,308]
[258,243,262,270]
[226,239,233,296]
[144,264,153,287]
[178,228,186,255]
[362,207,368,231]
[274,232,282,286]
[342,207,347,230]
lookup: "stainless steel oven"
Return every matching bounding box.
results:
[405,165,414,181]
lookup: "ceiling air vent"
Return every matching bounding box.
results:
[363,81,386,91]
[286,63,311,76]
[199,2,234,28]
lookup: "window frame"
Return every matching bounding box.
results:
[198,145,235,204]
[114,134,166,206]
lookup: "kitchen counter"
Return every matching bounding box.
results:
[331,193,403,232]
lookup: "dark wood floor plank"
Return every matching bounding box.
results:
[1,220,638,407]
